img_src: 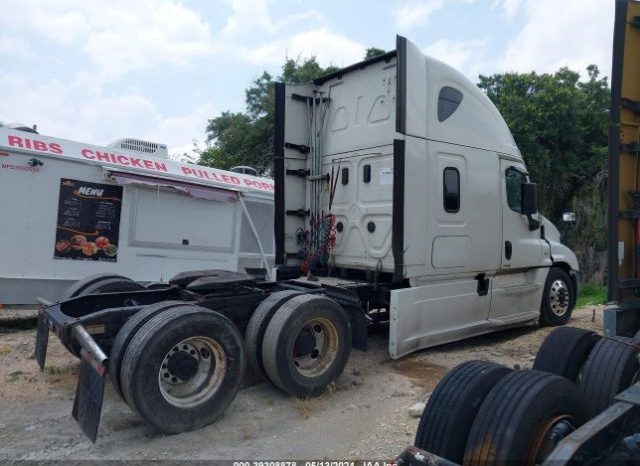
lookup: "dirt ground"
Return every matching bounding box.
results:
[0,305,604,461]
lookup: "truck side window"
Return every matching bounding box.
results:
[443,167,460,213]
[505,167,525,213]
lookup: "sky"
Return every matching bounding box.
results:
[0,0,614,160]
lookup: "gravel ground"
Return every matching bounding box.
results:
[0,305,604,461]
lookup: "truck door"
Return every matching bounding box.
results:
[499,158,545,269]
[489,158,551,320]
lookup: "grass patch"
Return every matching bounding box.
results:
[576,282,607,308]
[291,397,317,419]
[0,317,38,332]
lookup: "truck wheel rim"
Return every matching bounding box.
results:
[291,318,339,378]
[158,336,226,408]
[526,414,576,466]
[549,279,570,316]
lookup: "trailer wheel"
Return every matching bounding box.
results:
[578,336,640,417]
[539,267,575,326]
[414,361,511,464]
[464,370,586,466]
[245,290,304,380]
[61,273,143,300]
[261,294,351,397]
[109,300,187,400]
[533,327,600,382]
[120,305,244,434]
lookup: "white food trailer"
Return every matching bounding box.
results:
[0,126,274,304]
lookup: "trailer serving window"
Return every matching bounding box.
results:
[129,186,237,252]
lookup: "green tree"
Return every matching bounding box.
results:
[478,66,609,223]
[199,57,340,174]
[200,50,396,173]
[365,47,386,59]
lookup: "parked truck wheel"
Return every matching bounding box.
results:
[245,290,304,380]
[533,326,600,382]
[109,300,187,400]
[464,370,586,466]
[120,305,244,434]
[61,273,144,300]
[578,336,640,418]
[414,361,511,464]
[539,267,575,326]
[261,294,351,397]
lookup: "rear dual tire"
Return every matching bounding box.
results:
[109,300,187,399]
[119,305,244,434]
[261,294,352,398]
[245,290,304,380]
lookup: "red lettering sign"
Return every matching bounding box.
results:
[7,135,64,155]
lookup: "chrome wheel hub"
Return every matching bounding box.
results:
[158,336,226,408]
[292,318,339,378]
[549,279,570,316]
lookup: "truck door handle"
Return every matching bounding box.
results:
[475,273,490,296]
[505,241,512,260]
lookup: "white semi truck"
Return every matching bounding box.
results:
[35,35,579,442]
[274,35,580,357]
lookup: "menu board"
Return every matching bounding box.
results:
[54,179,123,262]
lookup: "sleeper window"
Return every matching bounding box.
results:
[505,167,526,213]
[443,167,460,213]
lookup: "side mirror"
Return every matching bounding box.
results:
[521,183,538,215]
[521,182,540,231]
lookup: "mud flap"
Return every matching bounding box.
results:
[72,350,106,443]
[35,313,49,371]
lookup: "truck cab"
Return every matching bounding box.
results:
[274,35,580,357]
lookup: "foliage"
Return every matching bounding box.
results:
[478,66,610,224]
[199,47,387,174]
[199,57,341,174]
[576,282,607,308]
[365,48,386,59]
